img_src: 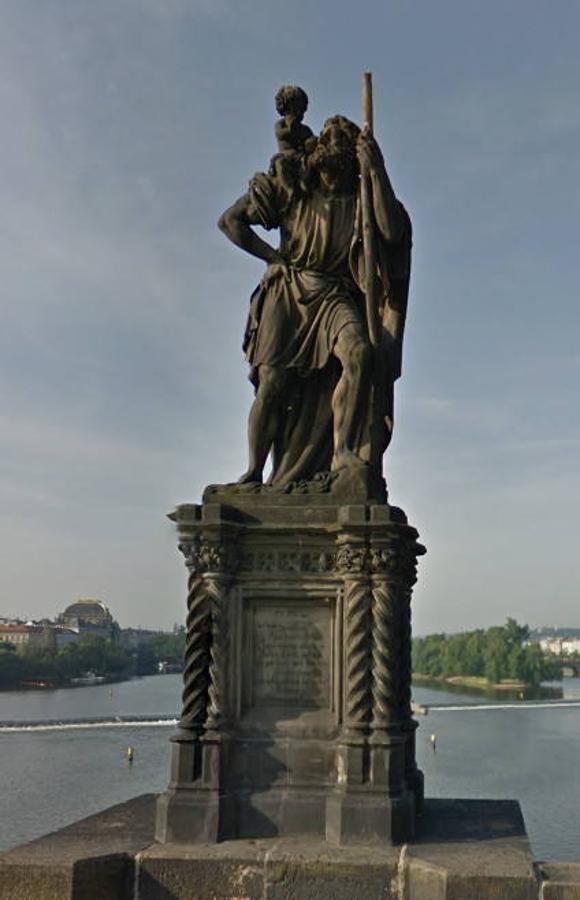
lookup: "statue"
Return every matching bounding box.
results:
[218,83,411,489]
[157,78,425,850]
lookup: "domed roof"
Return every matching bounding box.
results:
[61,598,112,622]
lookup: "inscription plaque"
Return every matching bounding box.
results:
[251,603,331,709]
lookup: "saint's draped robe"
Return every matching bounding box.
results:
[243,160,412,486]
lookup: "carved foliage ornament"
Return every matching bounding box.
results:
[337,540,422,578]
[370,544,421,585]
[178,536,422,580]
[178,539,237,575]
[336,545,368,574]
[240,549,334,574]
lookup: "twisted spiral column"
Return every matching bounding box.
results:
[204,574,231,735]
[370,578,399,729]
[179,567,212,735]
[343,575,373,736]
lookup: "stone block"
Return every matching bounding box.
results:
[326,788,415,845]
[136,837,401,900]
[136,843,263,900]
[541,863,580,899]
[0,864,72,900]
[263,850,398,900]
[0,794,156,900]
[155,789,224,844]
[235,787,328,839]
[405,798,539,900]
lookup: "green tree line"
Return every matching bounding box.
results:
[0,629,186,689]
[412,619,561,686]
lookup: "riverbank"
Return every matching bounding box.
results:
[0,671,182,693]
[0,634,185,692]
[415,673,530,691]
[0,672,132,692]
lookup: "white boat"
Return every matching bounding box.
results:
[70,672,107,686]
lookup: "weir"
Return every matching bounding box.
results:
[0,715,178,733]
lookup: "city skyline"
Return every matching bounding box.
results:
[1,1,579,634]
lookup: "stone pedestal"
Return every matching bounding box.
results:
[2,794,558,900]
[155,468,426,845]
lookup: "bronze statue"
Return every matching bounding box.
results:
[219,85,411,488]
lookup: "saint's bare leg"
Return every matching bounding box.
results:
[238,365,289,483]
[331,322,371,470]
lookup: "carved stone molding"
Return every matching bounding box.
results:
[368,538,424,582]
[336,544,369,575]
[178,538,237,575]
[335,537,422,577]
[239,548,334,574]
[368,547,396,574]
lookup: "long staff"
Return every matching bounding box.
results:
[361,72,380,348]
[360,72,384,471]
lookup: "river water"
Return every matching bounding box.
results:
[1,675,579,861]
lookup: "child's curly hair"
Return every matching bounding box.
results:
[275,85,308,119]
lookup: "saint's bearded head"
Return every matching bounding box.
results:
[306,115,360,192]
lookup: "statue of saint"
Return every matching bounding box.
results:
[218,87,411,488]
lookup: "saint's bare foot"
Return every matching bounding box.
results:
[237,470,263,485]
[331,450,368,471]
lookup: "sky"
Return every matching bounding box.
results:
[0,0,578,635]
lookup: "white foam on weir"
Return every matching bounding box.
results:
[427,701,580,712]
[1,702,579,729]
[0,718,179,733]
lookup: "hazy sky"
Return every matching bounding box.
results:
[1,0,578,634]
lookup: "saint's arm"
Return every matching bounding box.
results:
[218,193,283,265]
[357,133,405,243]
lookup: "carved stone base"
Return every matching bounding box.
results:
[156,788,225,844]
[156,474,426,845]
[326,788,416,845]
[2,794,547,900]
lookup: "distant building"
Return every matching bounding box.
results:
[562,638,580,656]
[0,624,46,652]
[539,637,580,657]
[57,598,115,641]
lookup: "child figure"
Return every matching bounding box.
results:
[274,85,314,154]
[270,85,315,191]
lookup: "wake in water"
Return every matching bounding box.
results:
[0,715,179,733]
[427,700,580,712]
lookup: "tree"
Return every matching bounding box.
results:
[412,619,561,686]
[0,643,26,687]
[135,643,158,676]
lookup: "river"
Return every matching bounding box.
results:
[1,675,579,861]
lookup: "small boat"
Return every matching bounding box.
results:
[70,672,107,686]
